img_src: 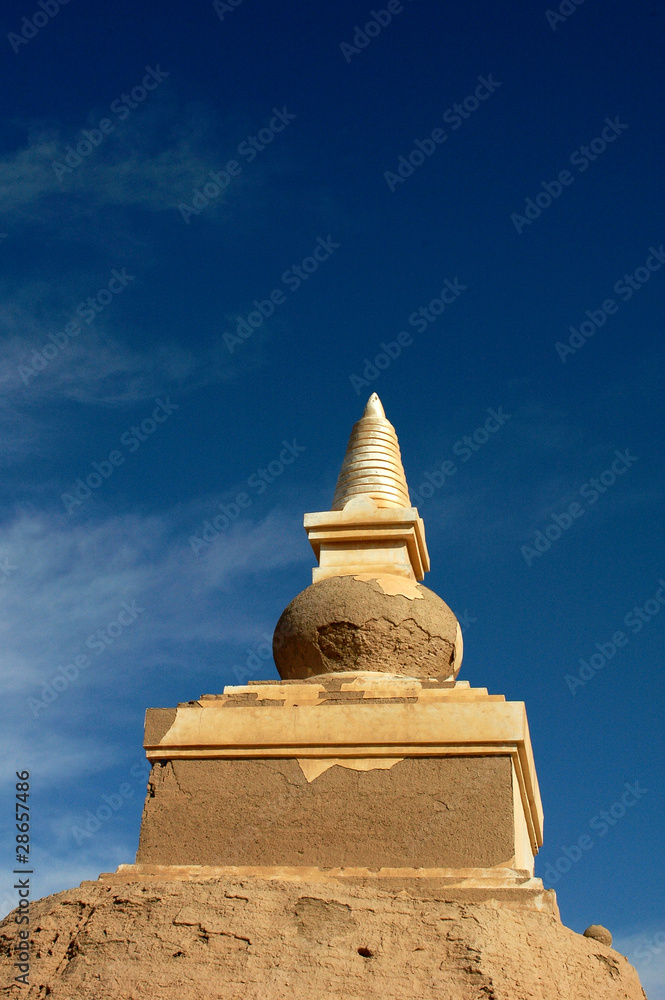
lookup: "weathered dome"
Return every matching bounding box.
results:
[273,573,463,680]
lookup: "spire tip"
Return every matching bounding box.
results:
[363,393,385,419]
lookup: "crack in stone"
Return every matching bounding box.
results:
[315,617,454,672]
[53,904,94,974]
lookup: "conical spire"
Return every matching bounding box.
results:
[332,393,411,510]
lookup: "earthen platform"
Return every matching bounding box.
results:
[0,872,646,1000]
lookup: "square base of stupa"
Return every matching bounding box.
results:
[137,674,543,877]
[95,864,557,916]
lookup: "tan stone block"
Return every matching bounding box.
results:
[304,506,429,581]
[136,756,517,871]
[142,678,544,872]
[143,707,177,746]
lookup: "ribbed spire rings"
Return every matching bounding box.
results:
[332,393,411,510]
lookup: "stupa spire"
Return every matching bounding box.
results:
[302,394,429,585]
[332,393,411,510]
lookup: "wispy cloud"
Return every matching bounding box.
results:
[0,726,115,790]
[0,324,233,409]
[0,320,240,479]
[0,103,223,221]
[2,505,307,695]
[0,98,297,230]
[614,928,665,1000]
[0,501,309,914]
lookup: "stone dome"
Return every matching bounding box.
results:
[273,573,463,681]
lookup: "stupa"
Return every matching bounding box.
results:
[0,394,646,999]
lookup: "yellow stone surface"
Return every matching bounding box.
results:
[144,675,544,866]
[6,871,649,1000]
[100,863,547,893]
[296,756,404,781]
[304,503,429,582]
[331,393,411,510]
[303,395,431,583]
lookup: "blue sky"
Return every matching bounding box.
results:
[1,0,664,991]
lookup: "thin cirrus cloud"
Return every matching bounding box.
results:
[0,502,307,902]
[0,128,203,220]
[0,99,292,227]
[0,324,234,408]
[1,506,308,697]
[0,330,237,480]
[0,725,115,793]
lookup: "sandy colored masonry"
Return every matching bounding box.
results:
[304,505,429,581]
[304,394,430,582]
[144,675,543,854]
[141,675,543,871]
[99,864,556,910]
[136,755,526,870]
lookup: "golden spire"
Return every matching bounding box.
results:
[332,393,411,510]
[304,392,429,581]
